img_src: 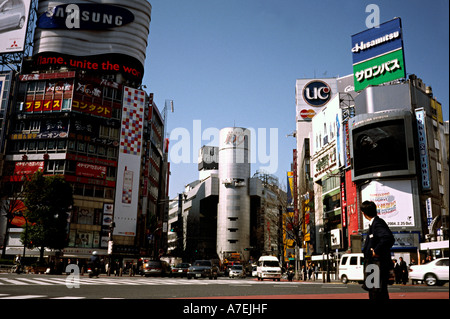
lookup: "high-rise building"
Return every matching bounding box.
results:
[0,1,170,262]
[217,127,251,262]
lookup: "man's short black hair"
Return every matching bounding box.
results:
[360,200,378,218]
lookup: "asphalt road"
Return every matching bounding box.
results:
[1,274,447,318]
[0,273,448,300]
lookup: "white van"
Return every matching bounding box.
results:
[256,256,282,281]
[339,253,364,284]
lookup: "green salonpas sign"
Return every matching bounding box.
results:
[353,48,406,92]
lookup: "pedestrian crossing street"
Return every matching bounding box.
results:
[0,276,282,287]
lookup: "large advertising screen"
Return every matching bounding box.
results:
[113,87,146,237]
[352,119,408,175]
[361,179,415,228]
[350,110,415,181]
[0,0,31,54]
[33,0,152,80]
[351,18,406,91]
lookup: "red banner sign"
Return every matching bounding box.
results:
[25,100,62,112]
[76,162,107,179]
[14,162,45,176]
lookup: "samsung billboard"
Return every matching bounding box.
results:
[36,3,135,30]
[351,18,406,92]
[33,0,152,80]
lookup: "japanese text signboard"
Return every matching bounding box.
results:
[351,18,406,91]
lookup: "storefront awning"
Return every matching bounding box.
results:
[419,240,449,251]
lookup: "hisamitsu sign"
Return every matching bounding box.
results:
[351,18,406,91]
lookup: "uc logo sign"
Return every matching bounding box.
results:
[302,80,332,107]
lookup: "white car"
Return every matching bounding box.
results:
[409,257,449,286]
[256,256,282,281]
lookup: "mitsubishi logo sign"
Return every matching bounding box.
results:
[302,80,332,107]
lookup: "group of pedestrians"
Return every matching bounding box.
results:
[301,263,318,281]
[392,257,409,285]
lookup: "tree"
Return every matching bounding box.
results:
[0,182,25,259]
[21,172,73,262]
[1,162,28,259]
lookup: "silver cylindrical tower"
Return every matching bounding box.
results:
[217,127,251,262]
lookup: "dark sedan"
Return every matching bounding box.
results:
[171,263,191,277]
[187,260,218,280]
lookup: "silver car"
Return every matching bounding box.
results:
[229,265,246,278]
[0,0,26,33]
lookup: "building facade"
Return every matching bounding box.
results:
[168,138,286,265]
[0,1,171,261]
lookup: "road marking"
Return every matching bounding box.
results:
[51,296,86,299]
[32,277,67,285]
[0,278,30,285]
[15,278,54,285]
[0,295,46,299]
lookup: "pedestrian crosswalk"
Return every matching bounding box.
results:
[0,275,266,287]
[1,276,285,299]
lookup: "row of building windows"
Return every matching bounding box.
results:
[19,79,123,103]
[73,184,115,200]
[11,138,119,159]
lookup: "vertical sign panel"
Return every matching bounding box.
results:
[114,87,145,236]
[351,18,406,91]
[415,109,431,190]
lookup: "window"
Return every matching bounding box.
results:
[350,257,358,265]
[98,146,106,156]
[77,142,86,152]
[30,121,40,131]
[323,193,340,213]
[28,141,36,151]
[107,147,117,159]
[38,141,46,151]
[94,187,104,198]
[88,144,96,154]
[62,99,72,110]
[58,140,67,150]
[47,140,56,150]
[84,185,94,197]
[323,176,339,193]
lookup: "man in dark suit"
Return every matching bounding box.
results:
[361,200,395,300]
[399,257,408,285]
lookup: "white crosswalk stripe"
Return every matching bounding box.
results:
[0,295,47,299]
[0,294,124,300]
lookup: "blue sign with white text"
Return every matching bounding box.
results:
[351,18,403,65]
[37,3,134,30]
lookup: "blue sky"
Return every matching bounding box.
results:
[142,0,449,198]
